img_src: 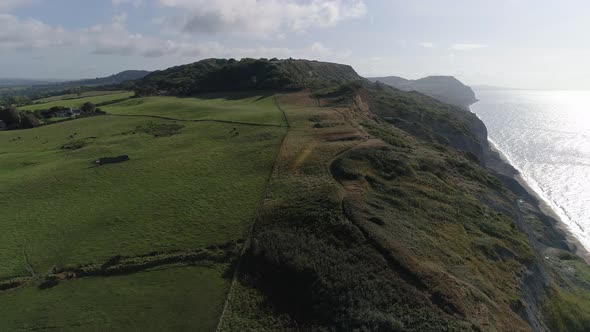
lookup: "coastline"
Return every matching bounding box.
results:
[487,140,590,264]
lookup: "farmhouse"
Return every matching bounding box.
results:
[45,107,82,118]
[57,108,81,117]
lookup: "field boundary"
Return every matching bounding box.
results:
[274,95,290,127]
[214,94,290,332]
[0,242,239,293]
[30,91,132,106]
[108,114,283,128]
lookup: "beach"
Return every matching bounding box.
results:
[488,141,590,264]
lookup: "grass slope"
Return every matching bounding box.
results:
[0,265,227,331]
[0,93,286,330]
[102,93,286,126]
[0,116,284,277]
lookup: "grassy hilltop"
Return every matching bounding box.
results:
[1,59,590,331]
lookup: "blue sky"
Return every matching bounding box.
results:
[2,0,590,89]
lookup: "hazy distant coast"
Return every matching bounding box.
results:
[368,75,478,109]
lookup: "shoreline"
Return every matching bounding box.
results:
[487,140,590,264]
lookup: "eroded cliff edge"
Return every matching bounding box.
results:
[219,79,590,332]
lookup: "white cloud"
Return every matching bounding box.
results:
[450,43,488,51]
[157,0,367,37]
[0,0,36,12]
[0,14,73,52]
[0,12,344,63]
[112,0,143,7]
[418,42,435,48]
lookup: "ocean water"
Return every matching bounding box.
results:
[470,90,590,252]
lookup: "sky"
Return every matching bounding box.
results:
[2,0,590,89]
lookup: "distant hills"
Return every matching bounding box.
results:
[62,70,151,87]
[0,70,151,101]
[0,71,149,89]
[0,78,64,87]
[32,70,150,91]
[134,59,481,111]
[368,75,478,108]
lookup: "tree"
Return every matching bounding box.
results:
[6,95,30,106]
[20,113,40,128]
[81,102,96,113]
[135,85,157,97]
[0,106,21,127]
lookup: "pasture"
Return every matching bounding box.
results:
[33,90,132,103]
[0,266,227,331]
[0,92,286,330]
[20,91,134,111]
[102,94,286,126]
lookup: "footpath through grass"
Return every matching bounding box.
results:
[0,92,286,330]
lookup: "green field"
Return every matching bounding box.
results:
[20,91,134,111]
[102,94,285,125]
[0,93,286,330]
[34,90,131,103]
[1,266,227,331]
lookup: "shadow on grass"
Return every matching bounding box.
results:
[191,90,276,101]
[185,89,303,101]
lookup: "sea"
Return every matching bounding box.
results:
[470,89,590,252]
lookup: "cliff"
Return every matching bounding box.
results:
[217,76,590,331]
[124,58,590,331]
[369,75,478,109]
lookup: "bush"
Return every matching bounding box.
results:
[0,106,21,127]
[20,113,41,128]
[81,102,96,113]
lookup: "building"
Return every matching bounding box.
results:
[52,108,82,117]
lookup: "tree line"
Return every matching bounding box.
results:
[0,102,101,130]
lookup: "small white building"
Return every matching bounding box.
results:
[54,108,82,117]
[70,108,82,117]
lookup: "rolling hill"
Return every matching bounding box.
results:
[1,58,589,331]
[0,78,62,87]
[63,70,151,87]
[0,71,150,102]
[135,58,360,95]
